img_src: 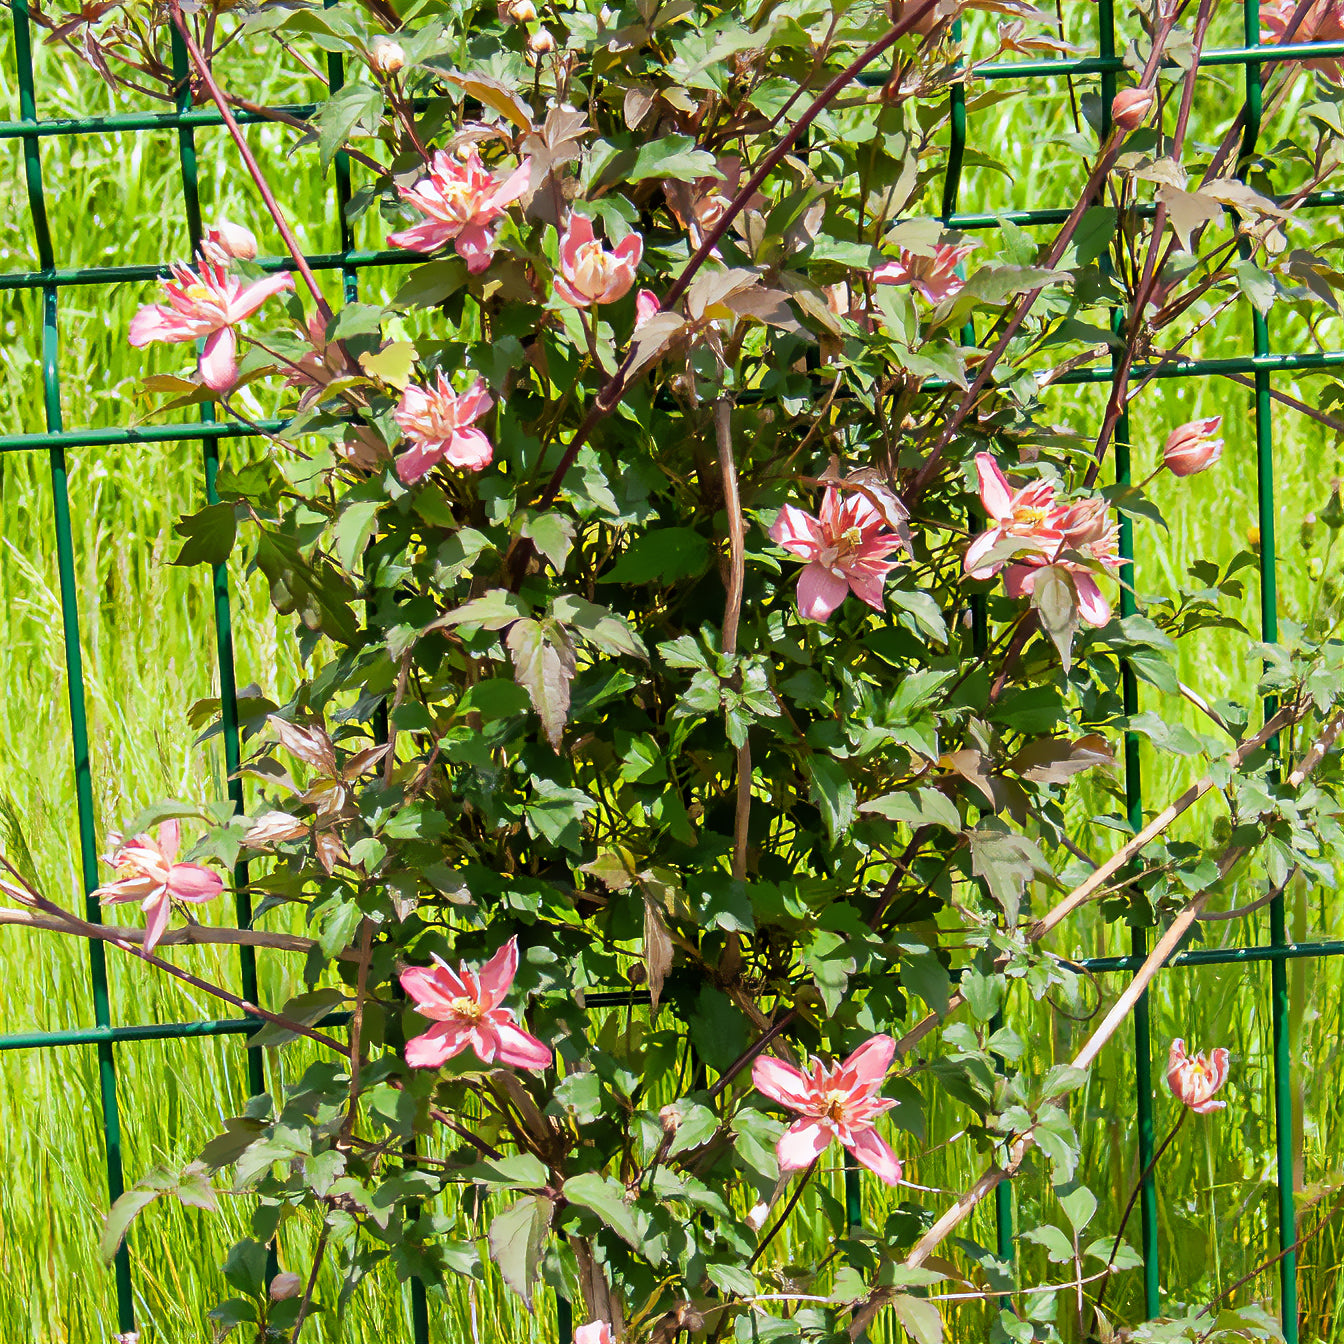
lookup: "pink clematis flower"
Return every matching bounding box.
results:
[872,242,976,305]
[574,1325,614,1344]
[128,257,295,392]
[392,373,494,483]
[1167,1038,1231,1114]
[752,1035,903,1185]
[770,487,904,622]
[387,147,531,273]
[400,937,553,1071]
[93,820,224,955]
[964,453,1065,579]
[1262,0,1344,78]
[554,215,644,307]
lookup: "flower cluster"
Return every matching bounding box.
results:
[965,453,1122,627]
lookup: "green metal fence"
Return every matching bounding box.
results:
[3,0,1343,1339]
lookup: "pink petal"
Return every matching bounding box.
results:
[227,272,295,322]
[796,563,849,622]
[1190,1096,1227,1115]
[1207,1046,1230,1091]
[963,527,1004,578]
[845,566,891,613]
[141,892,172,956]
[93,875,157,905]
[1073,571,1111,627]
[445,427,493,471]
[395,441,444,485]
[553,275,592,308]
[752,1055,812,1109]
[199,327,238,392]
[455,377,494,424]
[476,937,519,1009]
[974,453,1013,521]
[560,213,595,265]
[128,304,208,346]
[845,1125,903,1186]
[455,223,498,274]
[405,1021,469,1069]
[613,231,644,268]
[168,863,224,903]
[493,1020,554,1071]
[837,1034,896,1091]
[776,1118,833,1171]
[490,158,532,209]
[157,819,181,863]
[388,218,456,253]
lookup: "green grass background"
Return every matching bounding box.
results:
[3,3,1344,1340]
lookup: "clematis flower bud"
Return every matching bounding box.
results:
[508,0,537,18]
[528,25,556,53]
[575,1324,614,1344]
[269,1272,303,1301]
[201,219,258,265]
[369,36,406,74]
[1322,477,1344,529]
[1111,86,1156,133]
[1163,416,1224,476]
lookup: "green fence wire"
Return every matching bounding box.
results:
[4,2,1344,1340]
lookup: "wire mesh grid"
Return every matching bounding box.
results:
[4,0,1343,1339]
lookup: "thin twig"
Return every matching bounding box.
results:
[289,1222,331,1343]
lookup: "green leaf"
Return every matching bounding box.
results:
[334,499,381,574]
[551,594,648,659]
[889,1293,944,1344]
[1073,205,1117,265]
[433,589,530,632]
[807,755,856,843]
[1058,1185,1097,1235]
[248,988,346,1049]
[968,824,1045,924]
[562,1172,654,1258]
[172,503,237,567]
[223,1237,269,1295]
[1020,1223,1075,1263]
[208,1297,258,1336]
[313,82,383,174]
[1030,564,1080,671]
[521,513,576,573]
[507,620,575,751]
[253,529,361,645]
[861,786,961,832]
[393,259,467,309]
[487,1195,553,1308]
[601,528,711,584]
[899,948,951,1015]
[102,1162,218,1261]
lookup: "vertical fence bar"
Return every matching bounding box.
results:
[1098,0,1159,1317]
[9,0,135,1331]
[938,10,1014,1264]
[167,25,265,1105]
[1241,6,1297,1332]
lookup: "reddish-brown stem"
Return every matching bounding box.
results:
[168,0,332,320]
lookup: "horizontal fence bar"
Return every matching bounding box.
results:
[5,346,1344,454]
[1,38,1342,144]
[0,248,411,291]
[0,1010,353,1052]
[1078,937,1344,973]
[0,101,320,140]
